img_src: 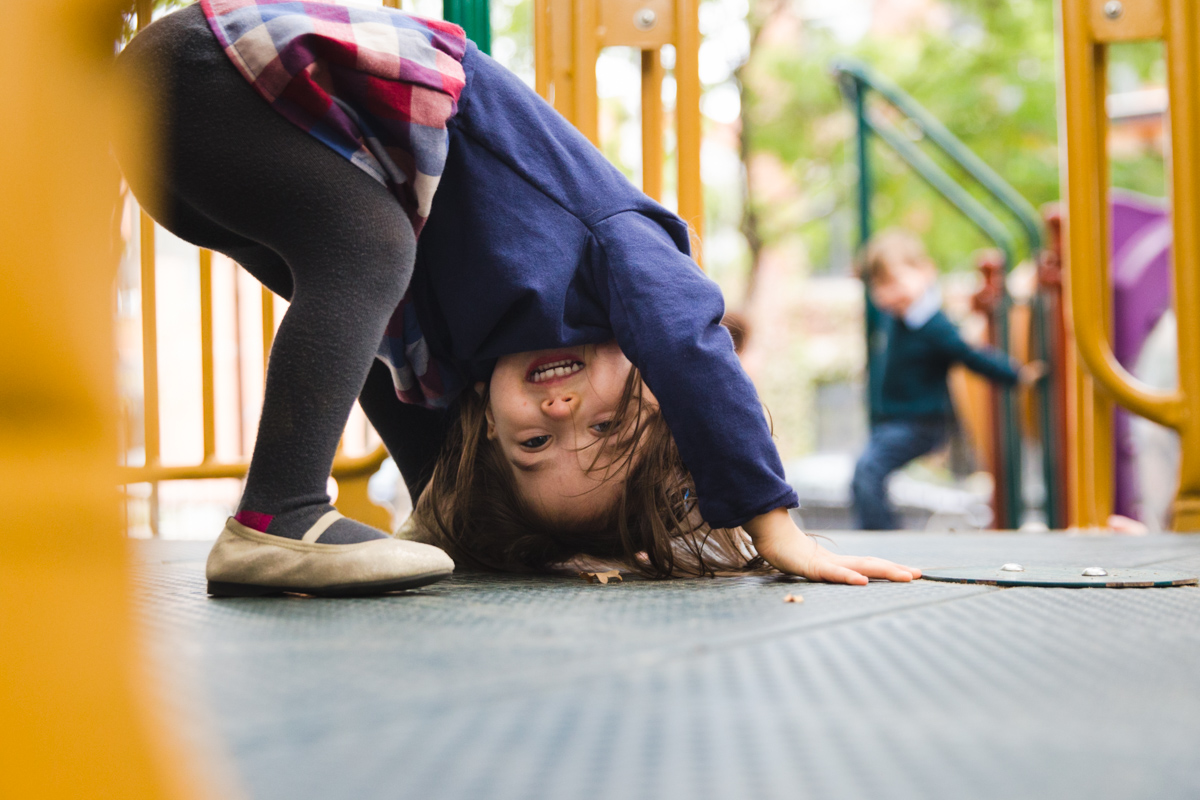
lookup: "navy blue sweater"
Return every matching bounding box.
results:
[875,310,1020,421]
[411,44,797,528]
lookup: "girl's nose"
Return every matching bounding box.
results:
[541,393,578,419]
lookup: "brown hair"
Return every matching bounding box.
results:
[408,368,767,578]
[859,228,932,285]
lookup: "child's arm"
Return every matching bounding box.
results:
[930,316,1020,385]
[745,508,921,584]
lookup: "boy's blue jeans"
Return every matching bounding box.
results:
[852,418,948,530]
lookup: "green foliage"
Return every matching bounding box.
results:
[741,0,1166,274]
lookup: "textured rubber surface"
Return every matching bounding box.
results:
[132,534,1200,800]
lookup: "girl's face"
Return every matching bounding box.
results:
[485,342,650,523]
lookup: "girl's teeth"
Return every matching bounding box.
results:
[531,360,583,382]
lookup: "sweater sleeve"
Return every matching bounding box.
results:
[589,211,798,528]
[928,316,1020,386]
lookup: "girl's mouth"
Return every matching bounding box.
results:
[526,353,585,383]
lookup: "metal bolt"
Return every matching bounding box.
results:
[1082,567,1108,577]
[1103,1,1124,20]
[634,8,657,30]
[1001,563,1025,572]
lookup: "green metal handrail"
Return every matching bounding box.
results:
[833,59,1043,257]
[832,58,1059,528]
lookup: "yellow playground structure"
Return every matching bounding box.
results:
[4,0,1200,795]
[1060,0,1200,530]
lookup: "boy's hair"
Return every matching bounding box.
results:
[409,368,767,578]
[859,228,930,285]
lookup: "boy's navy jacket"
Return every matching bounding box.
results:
[874,309,1019,422]
[414,44,798,528]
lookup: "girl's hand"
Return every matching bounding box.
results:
[744,508,921,584]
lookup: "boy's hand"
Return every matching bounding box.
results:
[744,508,921,584]
[1018,360,1048,387]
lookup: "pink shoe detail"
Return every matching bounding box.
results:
[234,510,275,532]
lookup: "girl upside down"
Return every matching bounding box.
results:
[114,0,919,596]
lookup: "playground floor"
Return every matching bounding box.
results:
[133,533,1200,800]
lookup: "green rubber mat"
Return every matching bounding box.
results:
[132,533,1200,800]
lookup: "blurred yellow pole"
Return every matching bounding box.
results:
[262,287,275,371]
[572,0,599,143]
[0,0,209,797]
[641,49,664,201]
[674,0,702,258]
[1058,0,1200,530]
[534,0,551,100]
[1163,0,1200,529]
[200,250,217,461]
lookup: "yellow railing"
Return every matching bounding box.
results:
[120,2,392,536]
[534,0,704,252]
[1059,0,1200,529]
[3,0,213,796]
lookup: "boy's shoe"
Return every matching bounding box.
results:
[205,513,454,597]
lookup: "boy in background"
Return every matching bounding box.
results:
[853,230,1041,530]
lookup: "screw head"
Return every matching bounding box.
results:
[1082,567,1108,577]
[1103,0,1124,20]
[634,8,657,30]
[1000,563,1025,572]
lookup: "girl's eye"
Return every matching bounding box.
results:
[591,420,614,435]
[520,435,551,449]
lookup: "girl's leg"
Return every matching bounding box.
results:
[117,5,416,545]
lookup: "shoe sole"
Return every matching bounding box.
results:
[206,569,453,598]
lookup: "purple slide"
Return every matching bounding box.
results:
[1109,190,1173,519]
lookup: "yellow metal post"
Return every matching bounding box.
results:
[673,0,702,249]
[1,0,212,796]
[641,48,664,201]
[535,0,704,260]
[1058,0,1200,530]
[200,249,217,461]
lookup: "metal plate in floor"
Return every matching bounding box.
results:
[922,565,1199,587]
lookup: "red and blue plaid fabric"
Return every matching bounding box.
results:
[202,0,467,408]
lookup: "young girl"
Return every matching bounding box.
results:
[116,0,919,596]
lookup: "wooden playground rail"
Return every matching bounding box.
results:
[1059,0,1200,530]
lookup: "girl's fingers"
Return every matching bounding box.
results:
[835,556,919,582]
[820,564,869,585]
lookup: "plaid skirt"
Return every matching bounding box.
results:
[203,0,468,407]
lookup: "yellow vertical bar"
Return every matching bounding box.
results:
[199,249,216,462]
[641,49,664,202]
[1090,42,1114,524]
[535,0,551,100]
[134,0,160,536]
[550,0,575,119]
[1,0,209,795]
[572,0,599,142]
[1058,0,1110,526]
[139,210,160,472]
[674,0,703,263]
[139,208,161,534]
[1164,0,1200,530]
[262,286,275,372]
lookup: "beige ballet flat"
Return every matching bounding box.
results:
[205,512,454,597]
